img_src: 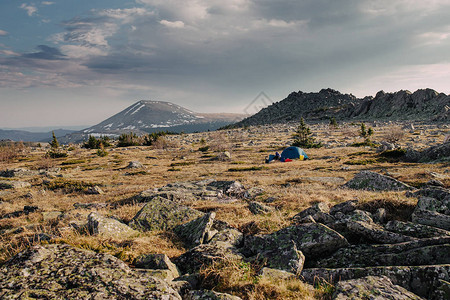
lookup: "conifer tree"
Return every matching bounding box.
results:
[50,131,59,149]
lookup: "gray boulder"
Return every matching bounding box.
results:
[243,223,348,259]
[344,171,414,191]
[292,202,334,224]
[0,168,38,178]
[207,220,243,246]
[127,161,144,168]
[87,212,139,239]
[134,253,180,281]
[330,200,358,215]
[412,209,450,231]
[385,220,450,238]
[129,197,204,231]
[302,264,450,299]
[174,213,216,248]
[174,241,244,274]
[415,196,450,215]
[0,180,31,190]
[0,244,181,299]
[313,236,450,268]
[333,275,424,300]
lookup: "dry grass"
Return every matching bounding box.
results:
[0,121,448,298]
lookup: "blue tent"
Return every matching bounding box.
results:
[281,146,308,160]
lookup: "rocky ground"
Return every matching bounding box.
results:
[0,121,449,299]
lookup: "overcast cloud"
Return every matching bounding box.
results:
[0,0,449,127]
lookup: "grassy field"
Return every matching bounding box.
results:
[0,121,448,299]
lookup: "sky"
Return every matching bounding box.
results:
[1,0,450,128]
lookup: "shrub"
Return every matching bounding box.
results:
[199,146,210,152]
[292,118,323,148]
[84,135,111,149]
[0,142,25,162]
[379,148,407,158]
[359,122,373,143]
[46,150,68,158]
[44,178,96,192]
[117,132,141,147]
[329,117,338,129]
[382,127,405,144]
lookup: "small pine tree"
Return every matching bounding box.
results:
[292,117,322,148]
[329,117,338,129]
[50,131,60,149]
[359,123,374,143]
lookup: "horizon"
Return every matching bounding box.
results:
[1,1,450,127]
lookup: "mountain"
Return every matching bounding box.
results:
[230,88,449,127]
[60,101,245,143]
[0,129,75,142]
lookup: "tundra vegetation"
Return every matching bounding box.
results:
[0,120,448,299]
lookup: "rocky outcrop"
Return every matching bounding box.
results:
[174,213,216,248]
[248,201,274,215]
[134,253,180,281]
[333,275,424,299]
[0,244,182,299]
[0,180,31,190]
[87,212,139,239]
[129,196,204,231]
[344,171,415,191]
[405,141,450,163]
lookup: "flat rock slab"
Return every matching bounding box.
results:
[174,213,216,248]
[344,171,414,191]
[88,212,139,239]
[385,220,450,238]
[313,236,450,268]
[243,223,348,259]
[0,180,31,190]
[302,264,450,299]
[129,196,204,231]
[412,209,450,231]
[0,244,181,299]
[333,275,424,300]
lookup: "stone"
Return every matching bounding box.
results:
[248,201,274,215]
[127,161,144,168]
[344,171,414,191]
[333,276,424,300]
[373,207,387,223]
[87,212,139,239]
[329,200,358,215]
[207,220,243,246]
[174,213,216,248]
[0,244,182,299]
[415,196,450,215]
[243,223,348,260]
[385,220,450,238]
[301,264,450,299]
[207,180,245,197]
[134,253,180,280]
[292,202,334,224]
[427,179,445,187]
[0,168,38,178]
[129,196,204,231]
[0,180,31,190]
[347,216,415,244]
[174,241,244,275]
[313,236,450,268]
[85,185,104,195]
[412,209,450,231]
[185,290,242,300]
[408,187,450,204]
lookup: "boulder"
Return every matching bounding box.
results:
[385,220,450,238]
[329,200,358,215]
[185,290,242,300]
[333,275,424,300]
[127,160,145,168]
[292,202,334,224]
[415,196,450,215]
[412,209,450,231]
[174,241,244,275]
[243,223,348,259]
[129,197,204,231]
[408,187,450,204]
[344,171,414,191]
[301,264,450,299]
[0,168,38,178]
[313,236,450,268]
[259,267,296,281]
[0,180,31,190]
[134,253,180,280]
[207,180,245,197]
[0,244,181,299]
[85,185,104,195]
[174,213,216,248]
[87,212,139,239]
[248,201,274,215]
[207,220,243,246]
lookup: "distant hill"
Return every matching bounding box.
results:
[60,101,245,143]
[0,129,75,142]
[229,88,449,127]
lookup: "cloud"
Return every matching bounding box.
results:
[41,1,54,5]
[23,45,66,60]
[20,3,38,16]
[0,30,8,36]
[160,20,184,28]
